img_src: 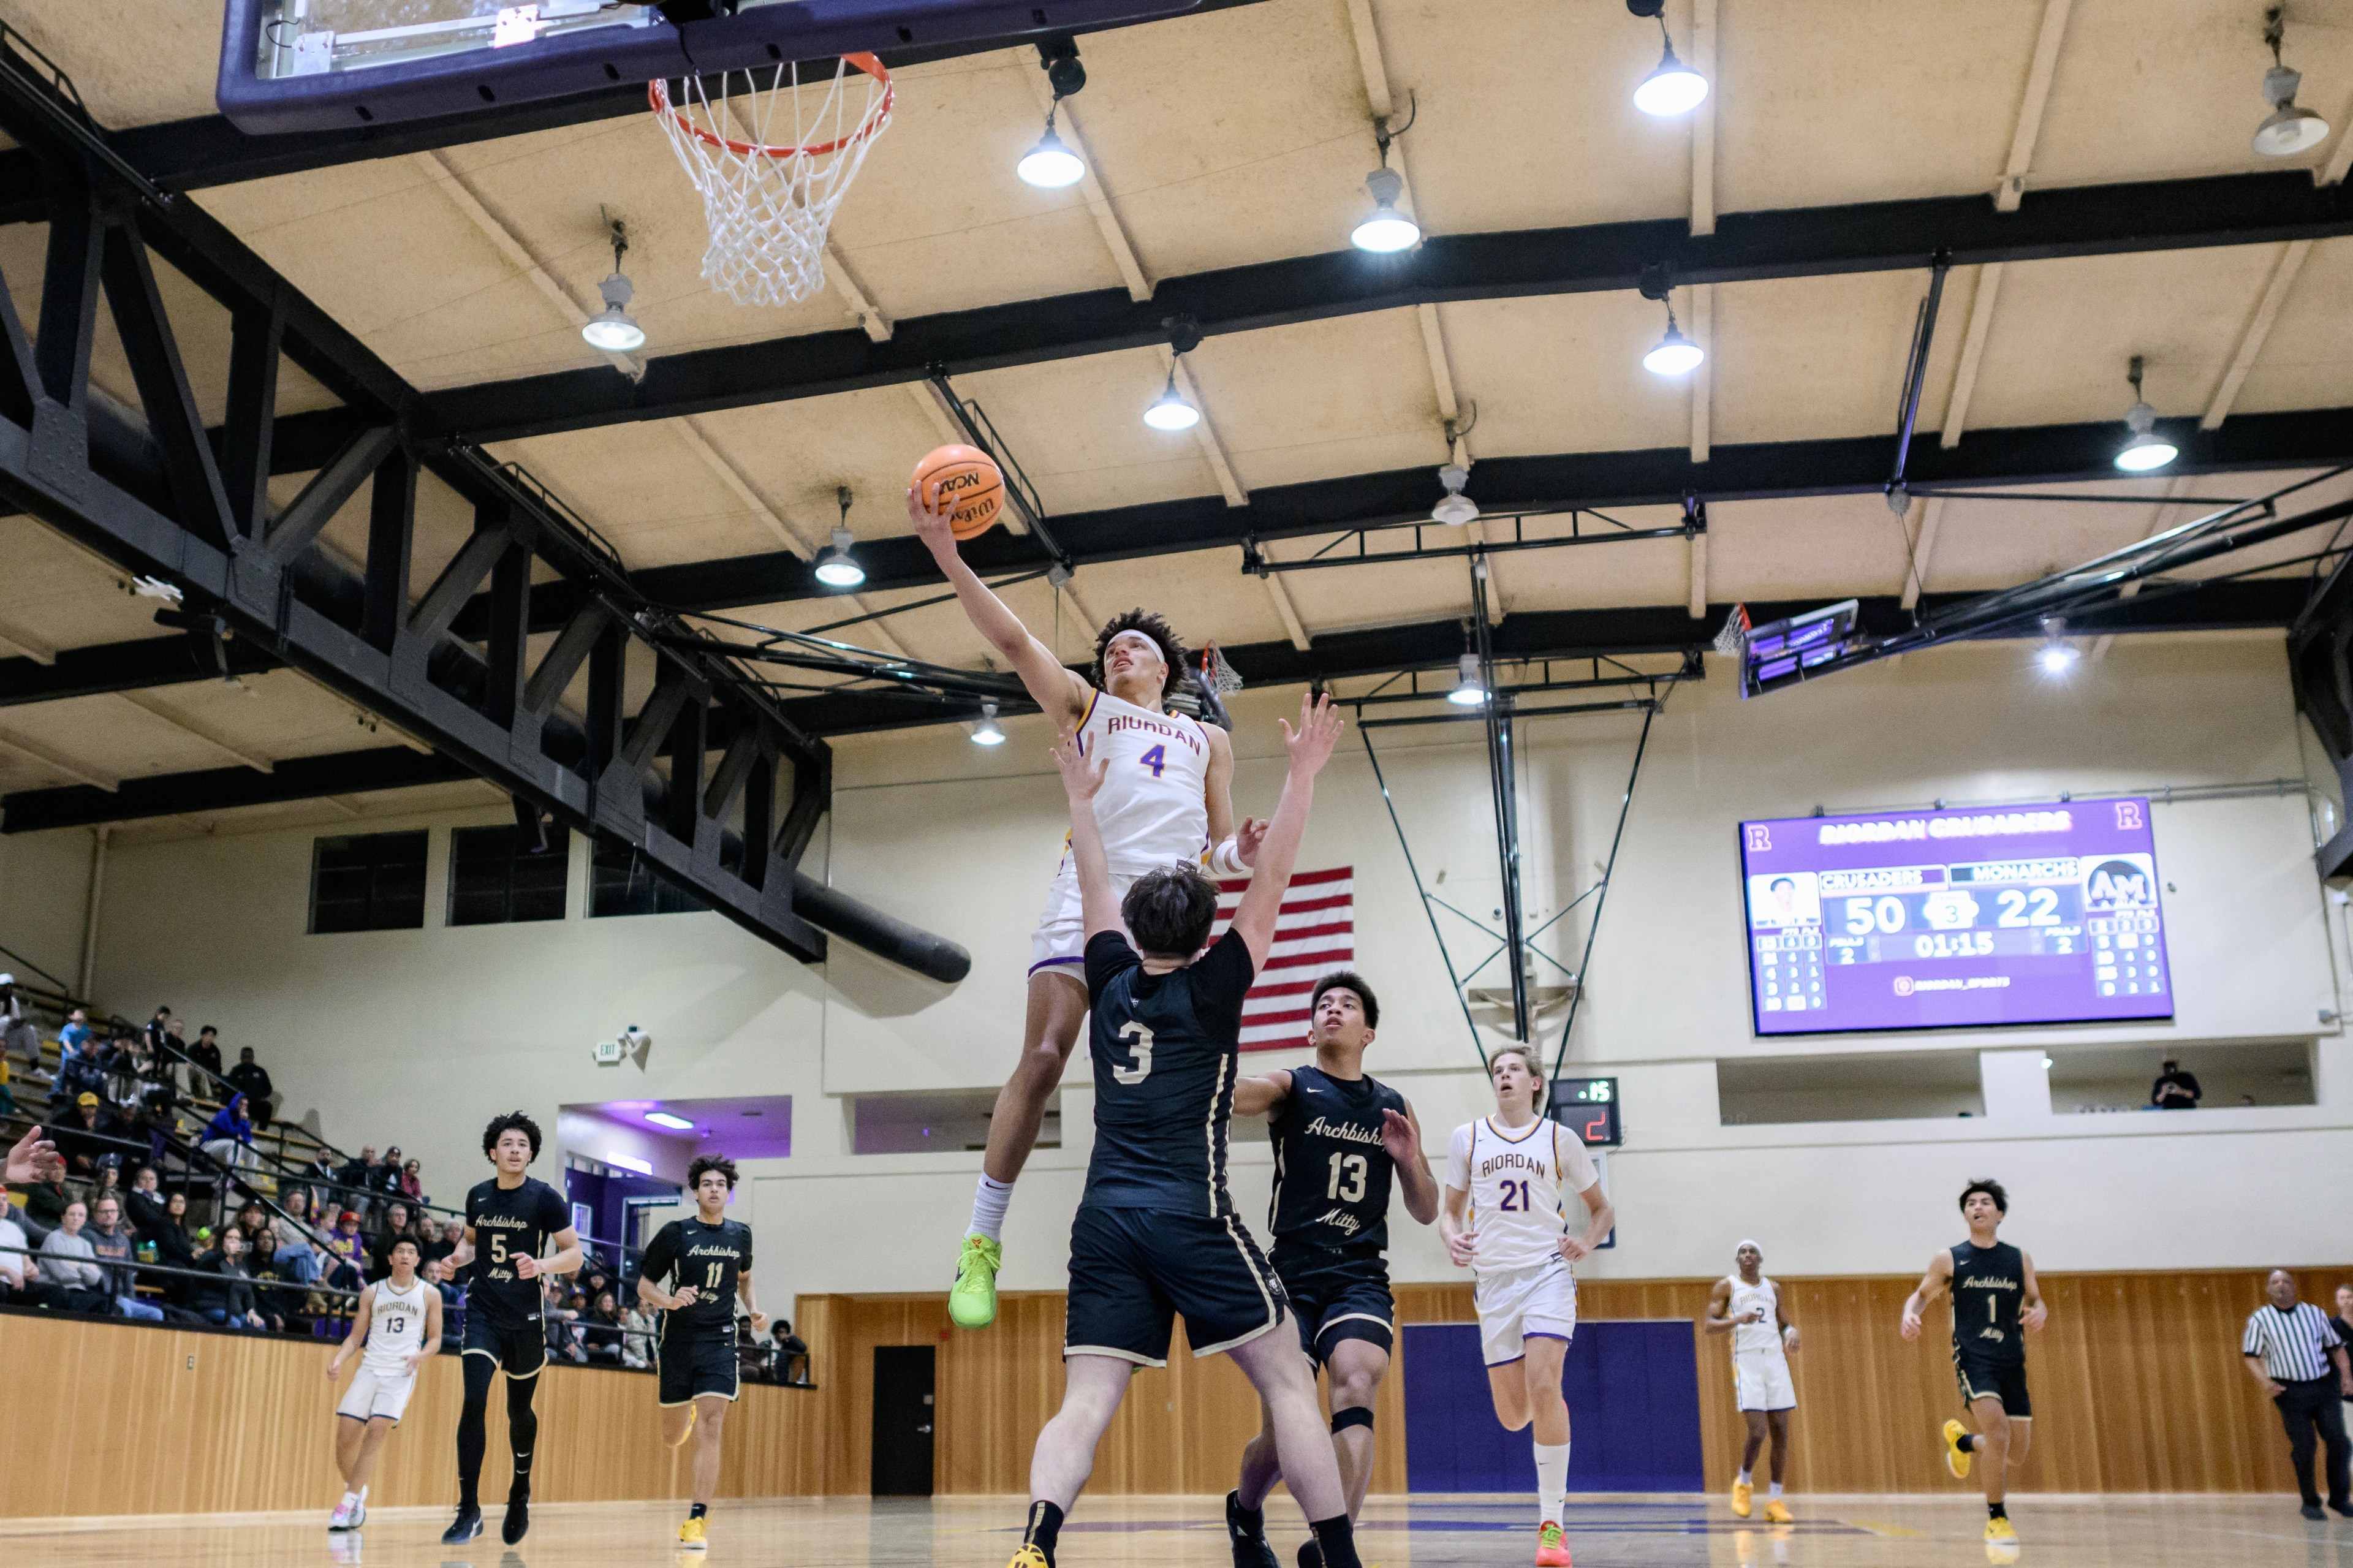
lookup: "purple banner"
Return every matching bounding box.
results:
[1738,799,2172,1036]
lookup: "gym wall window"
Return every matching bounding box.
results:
[308,830,428,934]
[449,824,572,926]
[589,839,707,918]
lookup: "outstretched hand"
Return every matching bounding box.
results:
[905,482,959,557]
[4,1124,61,1185]
[1278,691,1344,777]
[1378,1107,1417,1167]
[1233,816,1268,869]
[1051,729,1108,804]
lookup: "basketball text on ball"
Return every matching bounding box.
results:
[912,444,1007,542]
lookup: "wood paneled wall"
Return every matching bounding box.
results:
[0,1309,825,1518]
[6,1265,2341,1516]
[806,1265,2350,1498]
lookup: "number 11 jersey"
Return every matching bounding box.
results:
[640,1215,752,1333]
[1443,1116,1599,1276]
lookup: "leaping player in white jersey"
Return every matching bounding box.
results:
[1704,1241,1800,1523]
[909,486,1259,1331]
[324,1230,442,1531]
[1441,1045,1614,1568]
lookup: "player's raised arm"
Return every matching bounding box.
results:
[1232,1068,1294,1118]
[908,486,1089,724]
[1900,1249,1953,1339]
[1230,692,1344,969]
[1050,729,1120,939]
[1384,1099,1440,1225]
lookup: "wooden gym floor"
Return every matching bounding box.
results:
[2,1493,2346,1567]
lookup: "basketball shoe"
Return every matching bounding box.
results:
[1534,1520,1571,1566]
[1983,1516,2019,1563]
[1762,1499,1793,1524]
[952,1234,1002,1329]
[678,1515,708,1551]
[1943,1419,1973,1479]
[1730,1478,1752,1517]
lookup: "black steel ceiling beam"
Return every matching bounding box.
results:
[0,744,468,833]
[414,170,2353,444]
[0,631,281,707]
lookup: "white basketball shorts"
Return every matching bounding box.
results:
[1733,1347,1796,1412]
[1474,1256,1578,1366]
[1027,867,1140,979]
[336,1366,417,1423]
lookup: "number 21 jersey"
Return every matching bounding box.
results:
[1443,1116,1599,1275]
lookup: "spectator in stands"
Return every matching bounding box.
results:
[422,1214,460,1268]
[148,1189,198,1307]
[337,1145,381,1223]
[0,1192,31,1304]
[0,1032,15,1121]
[194,1226,268,1331]
[776,1319,809,1385]
[51,1093,115,1177]
[102,1032,144,1105]
[37,1200,108,1314]
[270,1188,327,1286]
[186,1024,223,1088]
[545,1276,587,1363]
[88,1195,162,1322]
[224,1047,274,1129]
[301,1145,338,1215]
[325,1207,367,1286]
[53,1034,106,1110]
[583,1289,625,1362]
[621,1296,655,1368]
[142,1006,172,1057]
[0,973,39,1064]
[2153,1056,2203,1110]
[59,1006,91,1055]
[20,1170,69,1241]
[91,1159,124,1217]
[201,1093,258,1186]
[369,1145,406,1213]
[423,1256,464,1350]
[397,1156,425,1205]
[369,1202,415,1276]
[123,1164,170,1236]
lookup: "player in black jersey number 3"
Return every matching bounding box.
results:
[637,1153,764,1551]
[441,1112,583,1547]
[1227,969,1437,1566]
[1007,694,1366,1568]
[1900,1178,2047,1561]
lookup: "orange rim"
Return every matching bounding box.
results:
[648,54,893,159]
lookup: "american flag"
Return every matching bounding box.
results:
[1210,866,1354,1051]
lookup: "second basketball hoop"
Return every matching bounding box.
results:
[651,55,895,309]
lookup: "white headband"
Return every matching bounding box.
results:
[1104,629,1165,663]
[1735,1239,1764,1256]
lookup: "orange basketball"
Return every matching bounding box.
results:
[912,444,1006,540]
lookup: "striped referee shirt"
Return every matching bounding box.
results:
[2243,1301,2344,1382]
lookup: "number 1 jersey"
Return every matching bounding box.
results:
[1080,928,1256,1216]
[1443,1116,1599,1275]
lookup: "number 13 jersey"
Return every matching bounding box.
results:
[1444,1116,1599,1276]
[1268,1064,1407,1254]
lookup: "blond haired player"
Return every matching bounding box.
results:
[908,485,1259,1331]
[324,1232,441,1531]
[1705,1241,1800,1521]
[1441,1047,1614,1568]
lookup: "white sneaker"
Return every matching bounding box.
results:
[349,1496,367,1529]
[330,1496,359,1531]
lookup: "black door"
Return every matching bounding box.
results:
[870,1344,936,1496]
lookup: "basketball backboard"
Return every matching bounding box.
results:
[217,0,1201,134]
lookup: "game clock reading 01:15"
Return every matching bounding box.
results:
[1738,798,2174,1036]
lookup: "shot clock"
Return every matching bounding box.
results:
[1547,1077,1621,1146]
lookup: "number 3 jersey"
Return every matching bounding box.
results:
[1268,1064,1407,1255]
[1080,928,1257,1216]
[639,1215,752,1333]
[1443,1116,1600,1276]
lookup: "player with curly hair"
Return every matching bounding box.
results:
[908,484,1264,1332]
[439,1112,582,1546]
[638,1153,763,1551]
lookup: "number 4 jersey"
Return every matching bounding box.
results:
[639,1215,752,1333]
[1443,1115,1600,1276]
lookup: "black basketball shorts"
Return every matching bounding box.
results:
[658,1317,740,1406]
[1271,1241,1394,1368]
[1953,1349,2032,1418]
[1063,1205,1287,1368]
[462,1311,548,1380]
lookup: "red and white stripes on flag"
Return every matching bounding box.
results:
[1210,866,1354,1051]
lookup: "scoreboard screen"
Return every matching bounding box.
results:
[1548,1077,1621,1147]
[1738,798,2173,1036]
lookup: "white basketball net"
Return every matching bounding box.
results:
[651,58,893,309]
[1200,642,1245,695]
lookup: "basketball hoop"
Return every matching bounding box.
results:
[650,55,893,309]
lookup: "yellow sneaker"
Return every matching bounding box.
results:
[1943,1418,1973,1479]
[951,1233,1003,1330]
[1007,1547,1051,1568]
[1762,1499,1793,1524]
[1730,1479,1752,1518]
[1983,1515,2019,1562]
[677,1515,707,1550]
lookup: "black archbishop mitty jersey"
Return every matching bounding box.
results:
[1950,1239,2028,1365]
[464,1175,571,1325]
[640,1216,752,1332]
[1268,1064,1407,1253]
[1082,928,1256,1216]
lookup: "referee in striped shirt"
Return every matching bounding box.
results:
[2243,1269,2353,1520]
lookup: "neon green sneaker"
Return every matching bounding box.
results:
[950,1233,1002,1329]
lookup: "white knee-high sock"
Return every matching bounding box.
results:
[968,1174,1015,1241]
[1534,1439,1571,1524]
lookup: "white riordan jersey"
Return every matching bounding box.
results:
[360,1277,430,1373]
[1727,1274,1784,1356]
[1444,1115,1599,1275]
[1048,689,1212,881]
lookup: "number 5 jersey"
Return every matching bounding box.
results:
[1443,1115,1600,1276]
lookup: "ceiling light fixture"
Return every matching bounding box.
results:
[1637,260,1704,376]
[582,216,646,352]
[1431,463,1479,526]
[2037,618,2080,675]
[971,700,1007,746]
[2254,7,2331,157]
[645,1111,694,1130]
[1145,314,1205,431]
[814,486,866,588]
[1627,0,1710,117]
[1351,99,1422,253]
[2112,356,2177,473]
[1448,650,1488,706]
[1018,37,1089,187]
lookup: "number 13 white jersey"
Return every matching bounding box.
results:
[1444,1116,1599,1275]
[361,1278,430,1373]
